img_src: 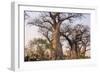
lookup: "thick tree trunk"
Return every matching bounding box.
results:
[62,34,78,59]
[80,44,86,57]
[51,24,63,59]
[70,43,78,59]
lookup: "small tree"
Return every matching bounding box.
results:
[25,38,52,61]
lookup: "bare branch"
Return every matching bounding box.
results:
[28,18,52,31]
[49,12,57,25]
[42,31,51,43]
[60,32,73,48]
[60,15,75,22]
[43,19,53,26]
[59,13,82,24]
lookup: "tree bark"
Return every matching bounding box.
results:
[70,43,78,59]
[51,24,63,59]
[61,34,78,59]
[80,43,86,57]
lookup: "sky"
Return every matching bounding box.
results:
[24,11,90,48]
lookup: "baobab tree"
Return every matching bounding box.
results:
[61,24,90,59]
[26,11,83,59]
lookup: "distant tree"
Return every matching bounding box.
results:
[61,24,90,58]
